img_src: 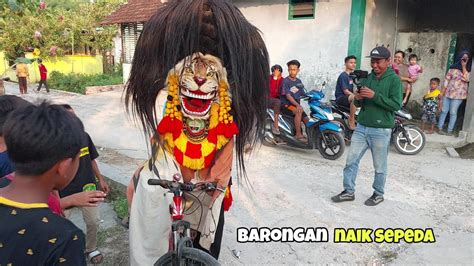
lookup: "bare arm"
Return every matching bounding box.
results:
[286,94,300,107]
[91,160,110,194]
[60,190,106,209]
[461,63,469,82]
[343,89,353,96]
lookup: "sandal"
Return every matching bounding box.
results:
[296,136,308,143]
[86,249,104,264]
[271,126,280,135]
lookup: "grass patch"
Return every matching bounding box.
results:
[110,194,128,220]
[48,71,122,94]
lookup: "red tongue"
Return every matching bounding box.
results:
[189,98,206,108]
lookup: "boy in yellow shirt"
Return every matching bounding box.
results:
[422,78,442,134]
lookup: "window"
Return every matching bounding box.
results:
[122,23,143,64]
[289,0,316,20]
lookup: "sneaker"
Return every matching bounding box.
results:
[364,193,384,206]
[331,190,355,202]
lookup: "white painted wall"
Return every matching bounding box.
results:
[360,0,398,70]
[123,62,131,84]
[235,0,352,99]
[396,32,452,102]
[112,34,122,66]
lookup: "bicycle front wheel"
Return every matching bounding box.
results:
[155,247,220,266]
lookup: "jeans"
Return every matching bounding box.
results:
[343,124,391,196]
[437,97,463,133]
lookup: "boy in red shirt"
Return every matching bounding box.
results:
[36,59,49,93]
[269,64,283,135]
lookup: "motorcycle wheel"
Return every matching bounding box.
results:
[333,117,351,142]
[316,130,345,160]
[393,125,425,155]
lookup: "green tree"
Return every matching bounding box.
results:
[0,0,120,61]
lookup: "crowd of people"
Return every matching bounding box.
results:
[0,97,108,264]
[268,49,471,137]
[0,45,470,264]
[267,46,470,206]
[13,57,50,95]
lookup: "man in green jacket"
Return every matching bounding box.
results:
[332,46,403,206]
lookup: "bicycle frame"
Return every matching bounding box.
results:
[148,178,218,257]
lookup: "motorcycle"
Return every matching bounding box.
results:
[330,70,426,155]
[264,83,346,160]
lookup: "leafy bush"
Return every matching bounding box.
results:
[48,71,122,94]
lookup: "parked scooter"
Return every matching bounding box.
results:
[330,70,426,155]
[264,82,346,160]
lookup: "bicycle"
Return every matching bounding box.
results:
[148,175,221,266]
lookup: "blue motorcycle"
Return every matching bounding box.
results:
[264,84,345,160]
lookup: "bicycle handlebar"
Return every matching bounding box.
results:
[147,179,217,192]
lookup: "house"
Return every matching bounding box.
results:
[101,0,163,83]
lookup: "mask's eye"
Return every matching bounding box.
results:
[185,67,193,74]
[207,71,214,78]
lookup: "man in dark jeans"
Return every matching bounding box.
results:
[331,46,402,206]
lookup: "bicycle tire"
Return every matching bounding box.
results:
[155,247,220,266]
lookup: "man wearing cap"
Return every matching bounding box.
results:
[331,46,403,206]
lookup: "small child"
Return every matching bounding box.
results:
[408,54,423,82]
[0,102,86,265]
[421,78,442,134]
[403,54,423,106]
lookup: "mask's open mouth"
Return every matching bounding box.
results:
[184,119,207,139]
[180,88,216,117]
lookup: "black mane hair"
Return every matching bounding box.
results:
[125,0,269,180]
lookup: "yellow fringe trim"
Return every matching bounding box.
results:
[201,139,216,157]
[182,155,205,170]
[174,132,188,152]
[209,103,220,129]
[216,135,230,150]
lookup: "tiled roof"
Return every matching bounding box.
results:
[100,0,163,25]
